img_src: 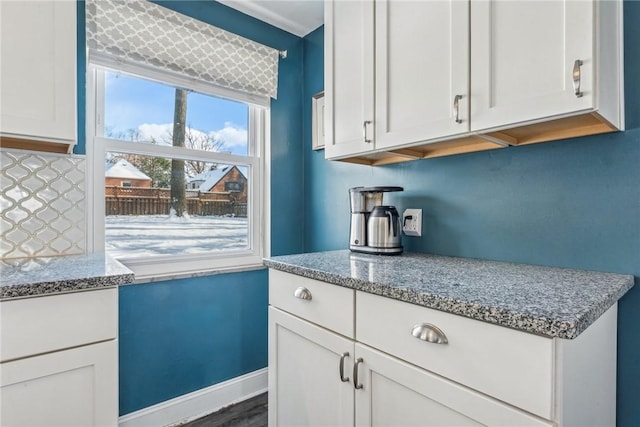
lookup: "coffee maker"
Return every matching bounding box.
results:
[349,186,403,255]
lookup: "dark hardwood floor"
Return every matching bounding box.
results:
[181,393,267,427]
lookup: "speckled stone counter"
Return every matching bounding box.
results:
[0,253,134,300]
[264,250,634,339]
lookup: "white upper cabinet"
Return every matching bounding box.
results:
[324,0,374,159]
[0,1,77,153]
[325,0,478,163]
[375,0,469,150]
[471,0,594,131]
[324,0,624,165]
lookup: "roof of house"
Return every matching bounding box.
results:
[105,158,151,181]
[187,165,246,192]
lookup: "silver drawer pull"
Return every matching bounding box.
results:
[293,287,312,301]
[339,352,350,382]
[412,323,448,344]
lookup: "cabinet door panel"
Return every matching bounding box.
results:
[269,307,354,427]
[1,341,118,427]
[471,0,594,132]
[376,0,469,149]
[355,344,553,427]
[325,0,374,158]
[1,288,118,362]
[0,1,76,143]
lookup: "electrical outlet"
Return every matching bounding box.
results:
[402,209,422,236]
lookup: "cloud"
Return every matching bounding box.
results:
[209,122,248,148]
[137,123,172,143]
[136,122,247,149]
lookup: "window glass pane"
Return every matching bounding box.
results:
[103,71,249,156]
[105,152,249,258]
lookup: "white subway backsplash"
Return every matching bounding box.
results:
[1,148,86,259]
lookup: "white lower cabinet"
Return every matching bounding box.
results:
[0,289,118,426]
[268,308,548,427]
[269,307,354,427]
[354,343,551,427]
[268,270,618,427]
[1,340,118,427]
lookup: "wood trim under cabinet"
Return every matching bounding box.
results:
[0,136,74,154]
[332,111,619,166]
[484,112,618,147]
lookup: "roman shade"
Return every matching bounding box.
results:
[86,0,279,100]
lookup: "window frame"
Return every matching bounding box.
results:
[86,66,270,280]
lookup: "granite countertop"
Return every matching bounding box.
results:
[0,253,135,300]
[264,250,634,339]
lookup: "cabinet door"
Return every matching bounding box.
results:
[325,0,375,159]
[269,307,354,427]
[0,1,76,145]
[1,340,118,427]
[375,0,469,150]
[354,344,552,427]
[470,0,594,132]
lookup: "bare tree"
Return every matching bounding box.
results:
[184,129,227,175]
[171,89,188,217]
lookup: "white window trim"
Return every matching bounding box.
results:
[86,67,270,281]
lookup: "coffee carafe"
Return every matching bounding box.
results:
[349,186,403,255]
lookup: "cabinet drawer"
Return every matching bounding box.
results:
[356,291,554,419]
[1,288,117,362]
[269,270,354,338]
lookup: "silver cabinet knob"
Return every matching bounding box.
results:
[572,59,583,98]
[293,286,312,301]
[411,323,448,344]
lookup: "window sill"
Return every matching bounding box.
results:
[114,253,266,284]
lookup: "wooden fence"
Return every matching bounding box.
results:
[105,186,247,217]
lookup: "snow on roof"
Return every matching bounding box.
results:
[105,158,151,181]
[186,165,247,192]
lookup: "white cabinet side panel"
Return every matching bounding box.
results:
[556,304,617,427]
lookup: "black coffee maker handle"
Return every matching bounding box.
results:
[387,211,398,237]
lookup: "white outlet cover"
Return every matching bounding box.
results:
[402,208,422,236]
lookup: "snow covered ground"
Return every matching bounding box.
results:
[106,215,248,258]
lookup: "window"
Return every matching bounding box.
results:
[88,68,268,279]
[225,182,244,193]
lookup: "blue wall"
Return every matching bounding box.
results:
[93,1,307,415]
[303,4,639,425]
[119,270,268,414]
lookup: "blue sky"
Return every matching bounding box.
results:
[104,71,249,155]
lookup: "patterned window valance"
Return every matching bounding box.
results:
[86,0,279,100]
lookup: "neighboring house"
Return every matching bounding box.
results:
[105,158,151,188]
[186,165,248,202]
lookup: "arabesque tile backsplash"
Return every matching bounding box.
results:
[1,148,86,259]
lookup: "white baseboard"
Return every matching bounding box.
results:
[118,368,268,427]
